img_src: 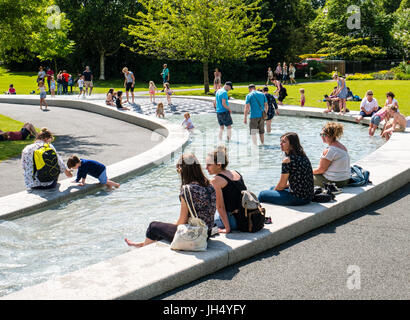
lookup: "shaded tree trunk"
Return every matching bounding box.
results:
[203,61,209,94]
[99,50,106,80]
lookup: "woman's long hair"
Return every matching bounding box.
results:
[281,132,306,157]
[177,153,210,188]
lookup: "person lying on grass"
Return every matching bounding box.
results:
[0,122,38,141]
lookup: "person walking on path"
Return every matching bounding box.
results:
[244,84,268,145]
[122,67,135,104]
[21,128,72,190]
[38,81,48,111]
[61,70,71,95]
[282,62,288,84]
[214,81,234,142]
[56,71,63,95]
[161,64,170,92]
[83,66,94,96]
[289,63,296,84]
[37,66,46,85]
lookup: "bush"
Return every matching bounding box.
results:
[307,60,324,75]
[394,72,410,80]
[371,70,395,80]
[313,72,332,80]
[346,73,374,80]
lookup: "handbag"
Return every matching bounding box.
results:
[170,185,208,252]
[252,94,268,120]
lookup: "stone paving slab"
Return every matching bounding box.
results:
[1,95,409,300]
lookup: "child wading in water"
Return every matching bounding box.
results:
[182,112,194,131]
[164,82,174,105]
[38,81,48,111]
[149,81,157,104]
[299,88,305,107]
[156,102,165,118]
[67,155,120,190]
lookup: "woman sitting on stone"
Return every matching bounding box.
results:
[105,88,116,107]
[125,153,216,248]
[0,122,38,141]
[258,132,314,206]
[205,145,247,233]
[313,122,351,188]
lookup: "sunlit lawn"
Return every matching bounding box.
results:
[172,80,410,116]
[0,115,40,161]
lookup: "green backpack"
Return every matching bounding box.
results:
[33,144,60,182]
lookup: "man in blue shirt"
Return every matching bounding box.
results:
[244,84,268,145]
[161,64,170,92]
[214,81,234,141]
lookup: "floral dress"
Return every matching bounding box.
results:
[21,141,67,189]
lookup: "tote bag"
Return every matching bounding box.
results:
[170,185,208,252]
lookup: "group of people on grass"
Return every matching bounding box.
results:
[125,123,351,248]
[267,62,297,85]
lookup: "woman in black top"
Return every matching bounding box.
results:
[206,146,247,233]
[258,132,314,206]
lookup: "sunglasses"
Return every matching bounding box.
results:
[320,133,327,137]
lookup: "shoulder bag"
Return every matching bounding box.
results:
[170,185,208,252]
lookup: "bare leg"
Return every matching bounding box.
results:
[260,133,264,145]
[219,126,224,140]
[106,180,120,189]
[23,123,38,138]
[125,237,156,248]
[227,126,232,141]
[266,120,272,133]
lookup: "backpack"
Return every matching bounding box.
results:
[348,165,371,187]
[312,186,336,203]
[234,190,266,233]
[33,144,60,182]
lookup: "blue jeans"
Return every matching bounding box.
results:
[258,188,311,206]
[214,210,238,230]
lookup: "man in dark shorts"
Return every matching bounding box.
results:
[214,81,234,141]
[122,67,135,104]
[83,66,94,96]
[0,123,37,141]
[244,84,268,145]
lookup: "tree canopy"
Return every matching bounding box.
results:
[126,0,274,92]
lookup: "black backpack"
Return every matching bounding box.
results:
[33,144,60,183]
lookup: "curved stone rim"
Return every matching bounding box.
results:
[1,95,409,300]
[0,96,190,220]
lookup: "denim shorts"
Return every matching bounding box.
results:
[98,169,108,184]
[40,92,47,99]
[214,210,238,230]
[359,110,376,117]
[217,111,233,127]
[371,115,381,126]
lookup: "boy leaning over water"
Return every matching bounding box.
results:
[67,155,120,190]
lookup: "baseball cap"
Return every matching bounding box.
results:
[225,81,233,89]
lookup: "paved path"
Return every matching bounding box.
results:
[0,103,164,197]
[156,183,410,300]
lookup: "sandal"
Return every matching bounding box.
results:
[264,217,272,224]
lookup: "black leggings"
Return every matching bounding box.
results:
[146,221,177,243]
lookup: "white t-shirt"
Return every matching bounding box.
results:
[182,118,194,129]
[385,98,399,111]
[322,146,351,181]
[78,79,84,88]
[360,97,378,113]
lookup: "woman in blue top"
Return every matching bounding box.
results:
[67,155,120,190]
[333,73,348,115]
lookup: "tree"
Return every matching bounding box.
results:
[30,5,75,71]
[56,0,141,80]
[392,8,410,58]
[126,0,274,93]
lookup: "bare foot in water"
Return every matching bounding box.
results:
[125,238,144,248]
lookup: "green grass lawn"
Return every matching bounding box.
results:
[0,115,40,161]
[172,80,410,116]
[1,66,409,115]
